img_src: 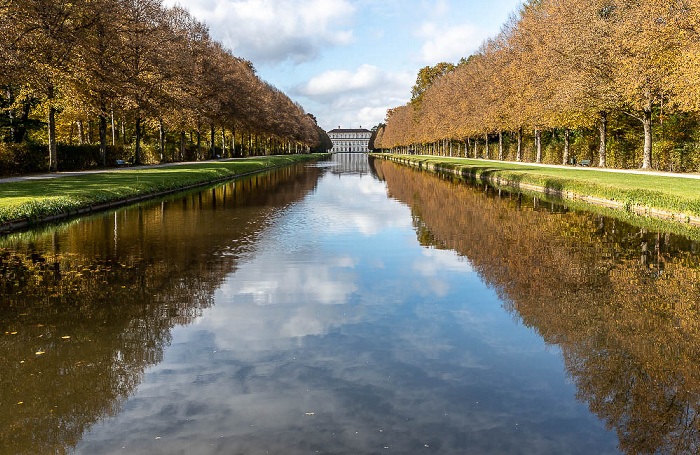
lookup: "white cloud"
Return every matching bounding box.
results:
[298,64,413,98]
[164,0,355,64]
[416,22,488,63]
[295,64,414,129]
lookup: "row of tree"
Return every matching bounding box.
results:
[374,158,700,453]
[376,0,700,170]
[0,0,326,171]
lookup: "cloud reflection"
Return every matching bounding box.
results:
[74,161,616,454]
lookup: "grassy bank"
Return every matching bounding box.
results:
[0,154,327,228]
[373,153,700,224]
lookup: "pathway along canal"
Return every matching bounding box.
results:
[1,154,699,454]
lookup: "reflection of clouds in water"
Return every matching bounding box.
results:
[74,162,616,454]
[190,172,421,354]
[222,256,358,306]
[79,299,608,455]
[204,250,361,352]
[413,247,474,297]
[414,247,473,277]
[308,174,412,236]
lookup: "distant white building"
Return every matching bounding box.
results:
[327,127,372,153]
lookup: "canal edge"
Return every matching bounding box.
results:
[376,154,700,228]
[0,156,324,235]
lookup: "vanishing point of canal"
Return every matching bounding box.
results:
[2,154,699,454]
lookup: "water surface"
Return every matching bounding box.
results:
[2,154,699,454]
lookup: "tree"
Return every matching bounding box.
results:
[7,0,91,170]
[410,62,456,107]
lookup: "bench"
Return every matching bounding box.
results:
[578,159,591,167]
[115,159,127,167]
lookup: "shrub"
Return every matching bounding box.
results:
[0,143,47,175]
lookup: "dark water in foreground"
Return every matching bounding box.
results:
[2,154,699,454]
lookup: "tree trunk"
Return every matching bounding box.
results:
[197,131,201,159]
[48,105,58,171]
[120,117,126,144]
[210,124,215,159]
[156,119,164,162]
[563,128,570,165]
[222,127,226,158]
[77,120,85,145]
[180,131,186,161]
[232,127,236,157]
[516,128,522,162]
[535,128,542,163]
[135,116,142,165]
[6,87,15,142]
[99,113,107,167]
[599,111,607,168]
[484,133,489,159]
[111,108,116,146]
[642,107,652,169]
[474,137,478,158]
[498,131,503,160]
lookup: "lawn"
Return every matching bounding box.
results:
[374,154,700,218]
[0,155,327,225]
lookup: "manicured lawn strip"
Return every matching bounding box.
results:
[0,155,326,224]
[374,154,700,217]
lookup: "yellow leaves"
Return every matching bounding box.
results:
[35,351,45,355]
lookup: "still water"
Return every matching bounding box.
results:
[2,154,699,454]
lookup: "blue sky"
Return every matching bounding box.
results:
[163,0,524,131]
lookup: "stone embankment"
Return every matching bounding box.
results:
[376,154,700,227]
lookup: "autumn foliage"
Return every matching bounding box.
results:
[0,0,325,172]
[377,0,700,171]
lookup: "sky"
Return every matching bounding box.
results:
[162,0,524,132]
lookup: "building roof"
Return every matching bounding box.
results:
[328,128,371,133]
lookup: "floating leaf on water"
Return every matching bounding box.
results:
[305,412,315,416]
[17,402,23,405]
[155,437,161,440]
[11,332,17,335]
[35,351,45,355]
[61,336,70,339]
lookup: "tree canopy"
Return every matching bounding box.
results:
[378,0,700,171]
[0,0,324,170]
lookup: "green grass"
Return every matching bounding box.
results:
[373,154,700,218]
[0,155,328,225]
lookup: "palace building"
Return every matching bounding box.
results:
[327,127,372,153]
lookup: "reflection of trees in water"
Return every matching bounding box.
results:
[375,159,700,455]
[0,164,321,455]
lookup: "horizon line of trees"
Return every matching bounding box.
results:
[0,0,328,172]
[375,0,700,172]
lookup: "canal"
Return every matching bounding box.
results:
[2,154,699,454]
